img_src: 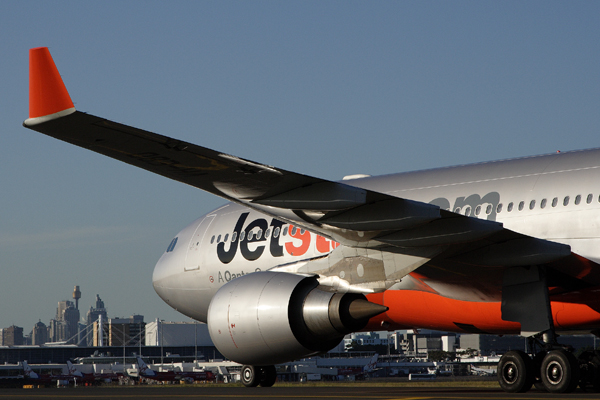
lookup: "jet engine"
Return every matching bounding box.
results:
[207,271,388,365]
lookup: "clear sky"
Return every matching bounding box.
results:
[1,1,599,333]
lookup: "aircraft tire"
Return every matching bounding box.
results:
[241,365,261,387]
[540,349,580,393]
[259,365,277,387]
[498,350,534,393]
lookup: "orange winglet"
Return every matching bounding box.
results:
[28,47,74,119]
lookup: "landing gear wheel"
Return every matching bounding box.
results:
[532,351,547,391]
[241,365,261,387]
[259,365,277,387]
[540,349,580,393]
[498,350,534,393]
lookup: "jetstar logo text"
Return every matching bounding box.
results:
[216,212,338,264]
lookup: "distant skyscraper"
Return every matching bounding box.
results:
[2,325,23,346]
[50,300,80,344]
[32,320,48,345]
[85,294,108,346]
[92,314,108,347]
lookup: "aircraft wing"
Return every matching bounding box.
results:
[23,48,600,297]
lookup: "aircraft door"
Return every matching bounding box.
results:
[185,214,215,272]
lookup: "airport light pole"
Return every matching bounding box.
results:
[160,319,164,367]
[194,319,198,363]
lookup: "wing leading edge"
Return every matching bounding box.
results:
[23,47,600,296]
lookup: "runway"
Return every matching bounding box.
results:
[1,385,598,400]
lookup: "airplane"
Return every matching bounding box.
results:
[134,356,214,383]
[133,356,178,382]
[337,353,379,379]
[364,353,379,373]
[22,360,84,387]
[66,361,108,385]
[22,47,600,393]
[22,361,54,386]
[470,364,497,376]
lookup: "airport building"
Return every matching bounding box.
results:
[107,316,145,347]
[145,320,213,347]
[89,315,145,347]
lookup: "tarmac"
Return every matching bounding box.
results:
[0,384,599,400]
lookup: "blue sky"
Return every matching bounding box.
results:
[1,1,599,333]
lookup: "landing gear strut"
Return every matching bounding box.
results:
[241,365,277,387]
[497,266,585,393]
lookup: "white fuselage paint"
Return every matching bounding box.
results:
[153,148,600,322]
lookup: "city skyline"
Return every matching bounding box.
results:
[0,287,151,346]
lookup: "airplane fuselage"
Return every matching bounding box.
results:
[152,147,600,333]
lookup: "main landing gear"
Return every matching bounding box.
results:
[241,365,277,387]
[498,265,598,393]
[497,335,599,393]
[498,348,580,393]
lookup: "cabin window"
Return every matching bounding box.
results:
[240,231,246,241]
[454,207,461,213]
[540,199,547,209]
[265,229,271,238]
[475,205,481,215]
[563,196,570,206]
[217,235,221,243]
[575,195,581,205]
[486,204,492,214]
[518,201,524,211]
[224,234,229,243]
[256,230,263,240]
[496,203,503,213]
[464,206,471,216]
[507,202,514,212]
[232,232,238,242]
[529,200,536,210]
[210,236,215,244]
[587,194,593,204]
[274,227,281,238]
[283,226,288,236]
[247,231,254,241]
[552,197,558,207]
[291,227,297,236]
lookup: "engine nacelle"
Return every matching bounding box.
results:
[207,271,388,365]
